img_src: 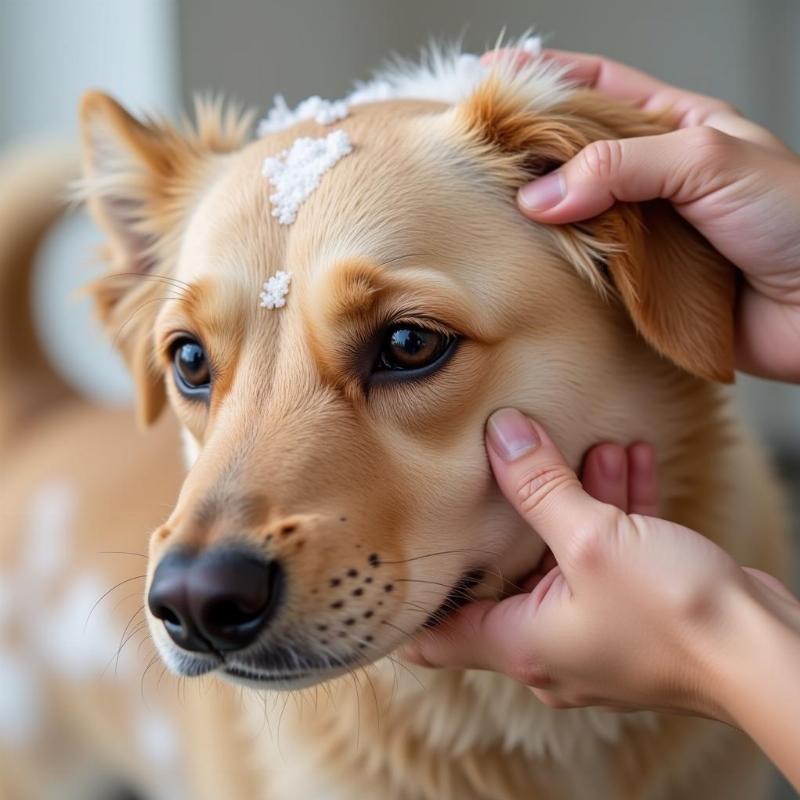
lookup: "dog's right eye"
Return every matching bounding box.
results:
[172,338,211,399]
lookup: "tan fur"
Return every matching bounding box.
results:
[1,65,788,798]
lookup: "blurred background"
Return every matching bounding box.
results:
[1,1,798,798]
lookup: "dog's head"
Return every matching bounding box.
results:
[79,52,734,687]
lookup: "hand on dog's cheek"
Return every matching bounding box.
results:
[402,410,753,721]
[402,415,653,679]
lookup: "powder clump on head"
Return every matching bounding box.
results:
[262,129,353,225]
[259,270,292,309]
[257,95,349,137]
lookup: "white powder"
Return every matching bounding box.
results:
[257,94,349,137]
[262,129,353,225]
[259,270,292,309]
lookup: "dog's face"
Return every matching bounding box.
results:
[79,71,734,688]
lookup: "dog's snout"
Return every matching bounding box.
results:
[148,548,282,653]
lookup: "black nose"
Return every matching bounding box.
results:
[147,549,282,653]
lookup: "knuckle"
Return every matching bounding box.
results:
[515,464,578,518]
[509,657,551,688]
[578,139,624,182]
[567,506,623,571]
[688,125,733,160]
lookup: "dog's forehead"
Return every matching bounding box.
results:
[177,100,473,282]
[173,98,561,338]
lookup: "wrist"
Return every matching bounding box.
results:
[678,577,763,723]
[704,576,800,726]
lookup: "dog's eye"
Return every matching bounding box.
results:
[374,325,456,377]
[172,338,211,398]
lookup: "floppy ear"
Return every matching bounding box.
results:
[78,91,252,424]
[587,198,735,382]
[455,75,736,383]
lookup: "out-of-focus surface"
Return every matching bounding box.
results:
[1,1,798,798]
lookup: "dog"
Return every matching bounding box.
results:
[1,41,789,799]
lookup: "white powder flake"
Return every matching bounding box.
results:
[256,94,349,137]
[262,129,353,225]
[259,270,292,309]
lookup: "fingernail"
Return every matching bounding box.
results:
[518,171,565,213]
[487,409,540,461]
[598,445,625,482]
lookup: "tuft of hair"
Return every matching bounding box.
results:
[346,32,571,112]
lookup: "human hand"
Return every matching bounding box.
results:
[405,409,795,721]
[486,49,800,382]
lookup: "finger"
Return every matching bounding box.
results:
[742,567,799,605]
[735,288,800,381]
[401,593,549,681]
[485,409,612,564]
[480,48,535,71]
[627,443,659,516]
[517,126,740,222]
[489,47,784,150]
[540,49,672,105]
[581,443,628,510]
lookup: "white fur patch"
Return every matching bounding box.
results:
[255,35,564,140]
[21,480,76,585]
[40,572,134,679]
[0,649,43,747]
[259,270,292,309]
[180,426,201,469]
[262,129,353,225]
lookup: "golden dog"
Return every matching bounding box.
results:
[1,44,789,799]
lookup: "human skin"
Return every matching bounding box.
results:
[407,410,800,792]
[503,48,800,382]
[407,51,800,791]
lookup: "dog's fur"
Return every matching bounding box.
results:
[0,46,789,799]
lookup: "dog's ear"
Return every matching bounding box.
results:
[455,76,736,383]
[78,91,252,424]
[582,198,735,382]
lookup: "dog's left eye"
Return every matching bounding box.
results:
[373,325,456,377]
[172,338,211,398]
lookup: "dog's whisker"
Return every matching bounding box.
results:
[84,575,146,629]
[98,550,147,559]
[99,271,193,293]
[111,294,183,349]
[378,547,498,565]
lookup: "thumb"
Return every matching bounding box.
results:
[402,588,556,682]
[485,409,609,566]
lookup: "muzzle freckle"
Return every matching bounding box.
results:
[155,525,171,542]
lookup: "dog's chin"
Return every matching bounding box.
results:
[220,664,350,690]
